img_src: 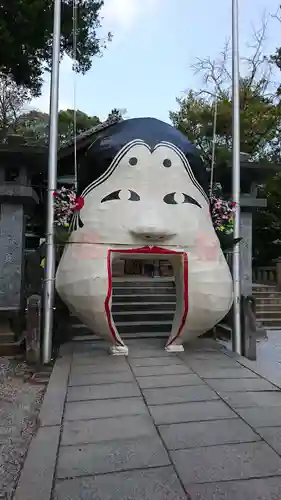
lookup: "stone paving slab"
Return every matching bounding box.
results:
[71,355,126,366]
[236,406,281,428]
[171,442,281,485]
[128,349,175,358]
[68,371,134,386]
[129,356,185,367]
[57,435,170,478]
[71,354,122,365]
[149,400,236,425]
[64,397,148,421]
[184,358,240,369]
[71,362,130,374]
[181,352,231,361]
[256,427,281,455]
[218,390,281,408]
[137,373,203,389]
[72,350,112,361]
[132,364,192,377]
[67,382,141,401]
[71,342,109,353]
[54,466,188,500]
[193,368,258,379]
[186,477,281,500]
[207,377,277,392]
[143,385,219,405]
[158,419,260,450]
[61,414,157,446]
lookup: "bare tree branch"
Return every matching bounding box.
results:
[191,15,274,100]
[271,4,281,23]
[242,12,272,89]
[0,75,31,140]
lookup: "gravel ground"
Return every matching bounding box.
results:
[0,357,46,500]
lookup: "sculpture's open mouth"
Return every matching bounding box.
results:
[104,246,188,347]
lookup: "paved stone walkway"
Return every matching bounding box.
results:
[14,338,281,500]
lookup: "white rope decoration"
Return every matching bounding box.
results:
[209,99,218,197]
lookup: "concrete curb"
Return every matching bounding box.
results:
[13,426,61,500]
[40,353,72,427]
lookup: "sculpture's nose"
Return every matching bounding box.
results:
[130,224,176,241]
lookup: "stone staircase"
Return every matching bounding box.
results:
[112,277,176,338]
[0,317,24,357]
[253,284,281,329]
[70,277,176,341]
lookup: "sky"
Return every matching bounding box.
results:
[31,0,281,123]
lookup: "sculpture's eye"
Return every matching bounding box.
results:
[128,190,140,201]
[101,190,140,203]
[163,192,201,207]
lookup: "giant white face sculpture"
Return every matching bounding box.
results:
[56,118,233,353]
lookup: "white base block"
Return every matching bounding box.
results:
[165,344,184,353]
[109,345,129,356]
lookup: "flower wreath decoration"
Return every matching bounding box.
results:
[210,196,235,234]
[210,196,241,251]
[53,187,84,228]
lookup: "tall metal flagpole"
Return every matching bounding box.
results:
[42,0,62,364]
[209,99,218,197]
[232,0,242,355]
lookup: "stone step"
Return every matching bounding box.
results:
[71,332,168,341]
[72,319,173,328]
[253,293,281,299]
[256,310,281,318]
[112,287,176,295]
[0,332,17,343]
[115,322,172,334]
[71,324,98,336]
[114,319,172,326]
[256,302,281,308]
[257,318,281,327]
[0,341,23,357]
[112,311,174,323]
[111,302,176,312]
[112,279,175,287]
[253,284,277,290]
[255,298,281,305]
[253,286,277,288]
[112,294,176,303]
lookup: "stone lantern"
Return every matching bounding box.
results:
[0,135,45,349]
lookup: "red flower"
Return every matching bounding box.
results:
[232,202,236,207]
[74,196,84,211]
[53,191,57,197]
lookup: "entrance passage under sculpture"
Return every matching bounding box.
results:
[56,117,233,354]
